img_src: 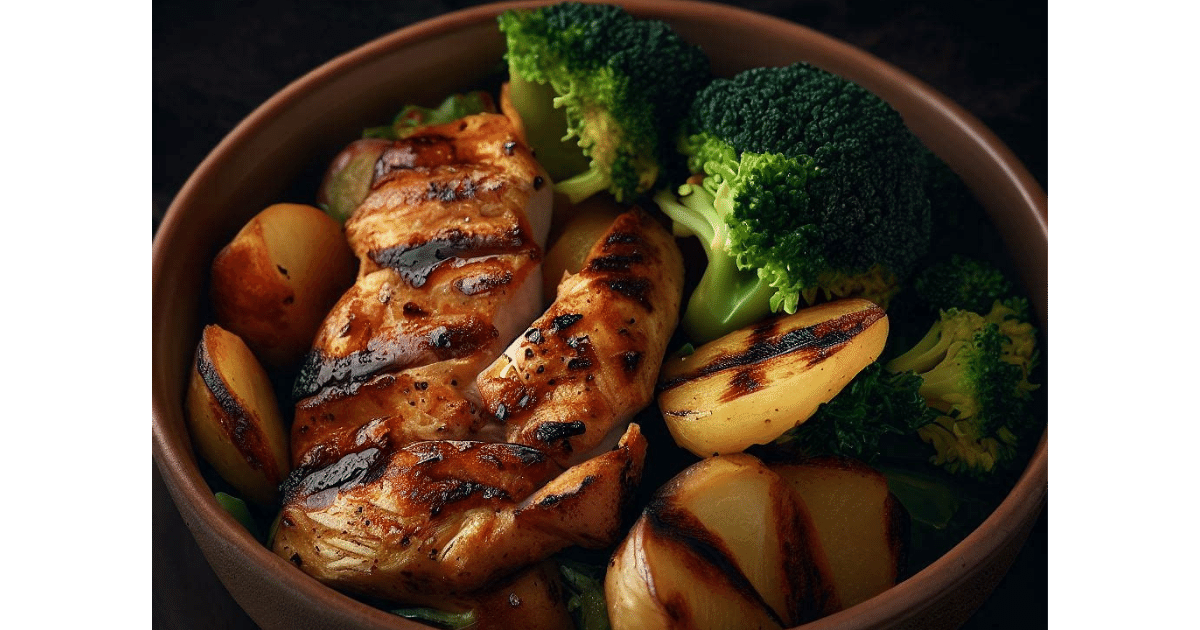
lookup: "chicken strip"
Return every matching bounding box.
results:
[272,423,647,605]
[291,113,552,468]
[476,208,684,466]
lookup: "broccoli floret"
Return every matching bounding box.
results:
[498,3,709,203]
[886,300,1039,479]
[773,363,938,462]
[913,254,1019,316]
[655,63,932,343]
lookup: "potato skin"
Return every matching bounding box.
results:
[185,324,290,506]
[210,203,357,368]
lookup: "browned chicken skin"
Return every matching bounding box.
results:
[273,424,647,604]
[477,208,685,466]
[290,113,552,469]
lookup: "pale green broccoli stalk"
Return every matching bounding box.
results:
[653,150,821,342]
[886,300,1039,479]
[498,3,709,203]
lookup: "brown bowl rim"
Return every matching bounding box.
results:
[152,1,1048,628]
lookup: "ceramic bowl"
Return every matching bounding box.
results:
[152,1,1048,628]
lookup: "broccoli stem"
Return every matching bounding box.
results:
[506,65,591,182]
[555,167,612,205]
[654,186,774,343]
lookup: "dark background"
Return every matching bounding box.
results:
[153,0,1047,627]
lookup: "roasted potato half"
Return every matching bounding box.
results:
[185,324,290,506]
[657,299,888,457]
[210,202,357,368]
[605,454,827,630]
[771,457,908,613]
[316,138,392,224]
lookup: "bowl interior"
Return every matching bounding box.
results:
[153,2,1046,629]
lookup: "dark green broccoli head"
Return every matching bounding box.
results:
[913,255,1017,316]
[886,301,1039,479]
[774,362,938,463]
[499,3,709,203]
[680,63,932,311]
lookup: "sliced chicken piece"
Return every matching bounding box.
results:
[291,113,552,468]
[272,424,647,605]
[476,208,684,466]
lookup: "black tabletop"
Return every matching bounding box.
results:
[153,1,1047,628]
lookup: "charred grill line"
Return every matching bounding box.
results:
[293,320,498,399]
[534,474,596,507]
[368,226,529,288]
[645,504,788,628]
[533,421,587,444]
[657,307,886,392]
[281,447,386,503]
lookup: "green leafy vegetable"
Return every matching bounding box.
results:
[390,607,476,629]
[363,91,496,140]
[214,492,263,542]
[559,560,611,630]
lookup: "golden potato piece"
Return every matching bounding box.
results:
[185,324,290,506]
[772,457,907,613]
[540,194,624,302]
[605,454,827,630]
[210,203,357,368]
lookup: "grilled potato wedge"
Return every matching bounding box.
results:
[210,203,357,368]
[771,457,907,613]
[605,454,827,630]
[185,324,290,506]
[657,299,889,457]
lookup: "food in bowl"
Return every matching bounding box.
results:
[159,2,1041,624]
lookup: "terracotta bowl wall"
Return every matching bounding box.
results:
[152,2,1047,629]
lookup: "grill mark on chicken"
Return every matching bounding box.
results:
[293,318,499,399]
[604,231,640,246]
[533,421,587,445]
[372,136,458,183]
[368,226,531,288]
[535,474,595,507]
[281,447,389,507]
[586,252,643,272]
[657,305,886,393]
[603,277,652,309]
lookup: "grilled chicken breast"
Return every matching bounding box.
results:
[272,423,647,605]
[476,208,685,466]
[290,113,552,468]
